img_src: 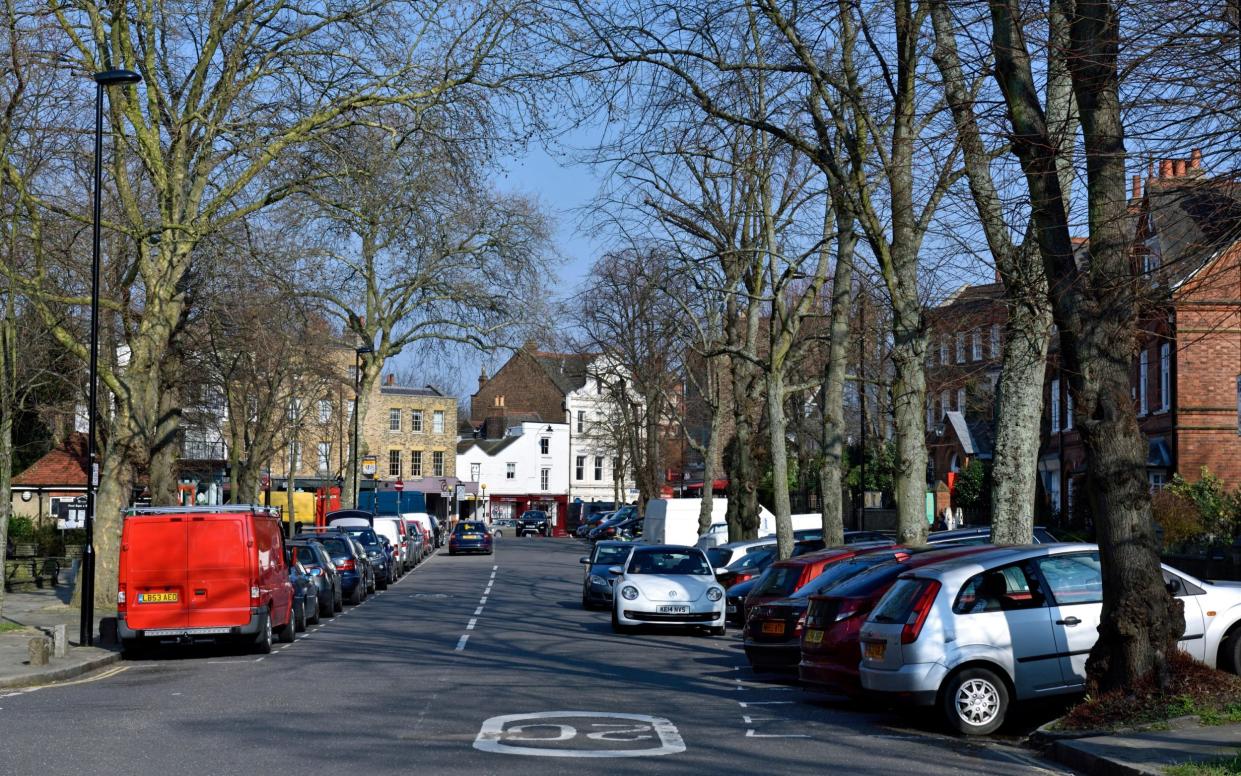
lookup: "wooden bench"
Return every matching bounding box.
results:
[3,557,62,592]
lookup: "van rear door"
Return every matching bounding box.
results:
[186,514,252,628]
[123,515,189,631]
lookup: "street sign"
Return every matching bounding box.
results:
[395,479,404,492]
[455,484,466,502]
[261,472,271,489]
[361,455,378,477]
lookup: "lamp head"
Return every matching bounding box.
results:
[93,69,142,87]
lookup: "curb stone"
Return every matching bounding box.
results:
[0,650,121,690]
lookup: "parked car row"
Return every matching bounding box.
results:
[116,505,438,659]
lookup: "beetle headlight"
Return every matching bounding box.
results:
[621,585,639,600]
[706,587,724,601]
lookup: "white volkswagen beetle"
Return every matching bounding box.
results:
[610,545,727,636]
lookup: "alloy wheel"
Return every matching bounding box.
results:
[955,678,1000,727]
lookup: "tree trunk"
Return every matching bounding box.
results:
[148,345,183,505]
[727,355,762,541]
[697,394,723,537]
[990,285,1052,542]
[73,412,137,611]
[0,311,13,618]
[819,205,855,547]
[889,295,929,545]
[767,369,794,558]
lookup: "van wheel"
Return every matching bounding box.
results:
[277,605,296,643]
[253,612,273,654]
[709,625,727,637]
[941,667,1009,736]
[334,587,344,612]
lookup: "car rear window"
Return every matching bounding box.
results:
[792,556,888,598]
[751,565,804,597]
[317,537,350,556]
[706,547,733,567]
[457,523,487,533]
[729,547,775,571]
[810,558,909,598]
[293,546,319,566]
[343,528,382,546]
[871,578,936,624]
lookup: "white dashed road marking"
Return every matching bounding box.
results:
[455,635,470,651]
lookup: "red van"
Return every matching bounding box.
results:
[117,505,296,656]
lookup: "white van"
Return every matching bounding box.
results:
[372,516,410,572]
[642,498,775,547]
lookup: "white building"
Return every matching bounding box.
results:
[565,364,637,504]
[457,422,570,532]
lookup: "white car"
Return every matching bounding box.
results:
[610,545,727,636]
[858,543,1241,735]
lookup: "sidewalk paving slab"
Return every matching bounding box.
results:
[1,583,120,690]
[1052,722,1241,775]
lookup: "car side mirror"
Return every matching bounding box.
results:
[607,566,623,576]
[309,567,323,576]
[579,557,590,564]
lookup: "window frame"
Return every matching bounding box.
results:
[410,450,423,477]
[594,456,604,481]
[575,455,585,481]
[432,451,444,477]
[388,408,402,432]
[388,449,402,478]
[411,410,423,433]
[971,328,982,361]
[505,462,516,480]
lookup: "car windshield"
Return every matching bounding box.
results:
[342,527,382,547]
[792,555,895,598]
[316,537,350,557]
[628,549,711,576]
[728,547,775,571]
[522,511,547,521]
[457,523,487,534]
[593,545,632,566]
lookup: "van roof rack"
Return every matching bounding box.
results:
[125,505,280,517]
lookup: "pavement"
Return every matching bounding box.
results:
[0,538,1232,774]
[1051,719,1241,775]
[0,580,120,690]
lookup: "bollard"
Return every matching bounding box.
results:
[52,624,68,658]
[27,636,51,666]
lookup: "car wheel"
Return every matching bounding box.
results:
[319,593,334,618]
[611,607,633,634]
[307,597,321,625]
[367,577,376,594]
[350,584,364,606]
[1220,627,1241,674]
[334,588,344,612]
[378,574,388,591]
[710,624,727,637]
[294,599,306,632]
[941,667,1009,736]
[253,611,273,654]
[277,605,296,643]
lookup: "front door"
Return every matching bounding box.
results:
[1034,552,1104,689]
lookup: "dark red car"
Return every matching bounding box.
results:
[743,547,911,670]
[798,545,999,694]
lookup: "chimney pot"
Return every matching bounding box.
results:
[1132,175,1141,199]
[1174,159,1187,177]
[1159,159,1173,177]
[1191,148,1203,169]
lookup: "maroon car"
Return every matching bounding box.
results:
[798,545,998,694]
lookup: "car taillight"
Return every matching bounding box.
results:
[337,559,355,571]
[900,581,941,644]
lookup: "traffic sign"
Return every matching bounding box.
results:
[395,479,404,492]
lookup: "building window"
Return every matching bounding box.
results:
[956,387,966,416]
[287,398,302,421]
[389,408,401,431]
[1066,390,1074,431]
[411,450,423,477]
[576,410,585,433]
[540,437,550,455]
[506,462,516,480]
[1050,378,1061,432]
[990,323,1001,358]
[1046,470,1061,514]
[1138,349,1149,415]
[971,329,982,361]
[926,400,934,430]
[939,335,948,366]
[1149,471,1167,491]
[318,400,331,424]
[540,467,550,490]
[494,395,505,407]
[432,410,444,434]
[940,390,949,418]
[594,456,604,481]
[1159,343,1170,411]
[432,451,444,477]
[575,455,585,480]
[388,449,402,477]
[955,332,965,363]
[411,410,423,432]
[317,442,330,472]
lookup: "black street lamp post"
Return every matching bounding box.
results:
[82,68,142,648]
[352,345,373,507]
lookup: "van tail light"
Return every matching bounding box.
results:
[250,586,261,604]
[336,559,356,571]
[901,580,941,644]
[117,586,127,611]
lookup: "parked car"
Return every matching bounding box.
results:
[117,505,296,656]
[518,510,551,537]
[576,511,614,538]
[373,515,412,573]
[579,540,635,609]
[285,553,321,631]
[428,515,444,547]
[301,531,369,605]
[611,545,726,635]
[288,539,341,616]
[926,525,1059,545]
[449,521,495,555]
[857,544,1241,735]
[403,520,427,564]
[335,526,392,589]
[492,517,519,538]
[403,512,435,553]
[707,538,777,570]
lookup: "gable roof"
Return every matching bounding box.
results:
[944,411,994,460]
[531,351,591,395]
[457,436,521,456]
[12,433,89,487]
[1146,175,1241,288]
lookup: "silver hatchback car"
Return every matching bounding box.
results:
[858,543,1241,735]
